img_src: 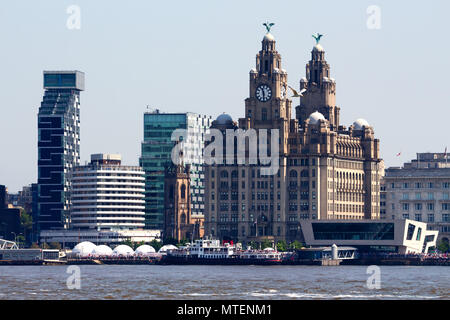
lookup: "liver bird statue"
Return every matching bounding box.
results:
[263,22,275,33]
[312,33,323,44]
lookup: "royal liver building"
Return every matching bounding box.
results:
[204,27,382,245]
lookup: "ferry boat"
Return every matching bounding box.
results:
[160,239,283,265]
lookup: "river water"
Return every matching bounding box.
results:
[0,265,448,300]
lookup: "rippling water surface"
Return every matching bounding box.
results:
[0,265,448,300]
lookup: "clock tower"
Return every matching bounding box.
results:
[238,26,292,155]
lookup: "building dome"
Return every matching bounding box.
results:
[263,33,275,42]
[112,244,134,256]
[134,245,156,255]
[313,44,324,52]
[92,245,113,256]
[158,244,178,254]
[216,113,233,125]
[72,241,97,257]
[308,111,326,125]
[353,118,370,131]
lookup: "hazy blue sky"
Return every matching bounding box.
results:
[1,0,449,192]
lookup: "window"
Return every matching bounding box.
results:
[427,203,434,211]
[414,203,422,211]
[262,108,267,121]
[442,214,450,222]
[415,193,421,200]
[427,193,434,200]
[406,223,415,240]
[416,227,422,241]
[415,214,422,222]
[402,193,409,200]
[402,203,409,211]
[403,183,409,189]
[428,214,435,223]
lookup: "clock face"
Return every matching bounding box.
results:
[256,84,272,102]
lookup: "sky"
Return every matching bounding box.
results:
[0,0,449,193]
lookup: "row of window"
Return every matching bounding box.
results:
[398,203,450,211]
[390,182,450,189]
[401,213,450,223]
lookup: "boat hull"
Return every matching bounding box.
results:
[159,256,282,265]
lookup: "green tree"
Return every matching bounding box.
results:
[133,241,146,250]
[261,239,273,249]
[289,240,304,250]
[437,239,449,253]
[20,209,33,246]
[121,239,134,249]
[248,241,258,250]
[150,239,162,251]
[276,240,287,252]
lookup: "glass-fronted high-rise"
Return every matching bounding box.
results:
[36,71,84,233]
[140,110,211,230]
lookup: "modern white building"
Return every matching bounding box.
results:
[70,154,146,230]
[39,154,161,247]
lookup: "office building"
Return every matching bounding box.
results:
[0,185,21,241]
[204,28,383,245]
[70,153,146,231]
[139,110,212,230]
[384,153,450,242]
[36,71,84,233]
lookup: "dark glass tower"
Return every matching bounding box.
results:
[36,71,84,234]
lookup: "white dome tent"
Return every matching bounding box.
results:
[158,244,178,254]
[92,245,113,257]
[134,245,156,256]
[112,245,134,257]
[72,241,97,257]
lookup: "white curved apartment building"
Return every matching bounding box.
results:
[70,154,145,231]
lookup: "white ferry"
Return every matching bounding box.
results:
[161,239,283,265]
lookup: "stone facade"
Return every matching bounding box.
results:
[204,30,382,245]
[164,165,202,241]
[384,153,450,242]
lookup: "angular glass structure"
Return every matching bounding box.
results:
[140,111,211,230]
[36,71,84,233]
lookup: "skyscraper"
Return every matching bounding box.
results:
[36,71,84,233]
[139,110,212,231]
